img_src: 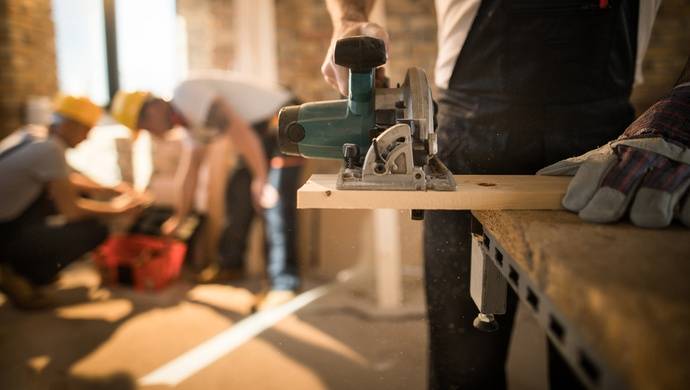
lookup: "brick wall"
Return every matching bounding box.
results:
[273,0,687,113]
[275,0,438,103]
[0,0,683,141]
[0,0,57,139]
[177,0,234,72]
[275,0,335,101]
[385,0,437,93]
[181,0,433,111]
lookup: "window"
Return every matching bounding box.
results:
[52,0,110,105]
[115,0,184,99]
[53,0,186,104]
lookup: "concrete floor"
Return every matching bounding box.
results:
[0,261,427,390]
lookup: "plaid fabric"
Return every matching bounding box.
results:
[600,86,690,193]
[603,145,690,193]
[622,86,690,147]
[641,155,690,191]
[602,146,660,193]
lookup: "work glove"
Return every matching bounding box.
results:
[538,84,690,228]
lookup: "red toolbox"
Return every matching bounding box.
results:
[96,234,186,291]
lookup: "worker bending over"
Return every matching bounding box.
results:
[0,96,145,309]
[210,107,305,311]
[112,73,300,308]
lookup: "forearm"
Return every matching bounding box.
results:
[75,198,125,217]
[70,172,131,197]
[50,177,135,221]
[70,172,107,192]
[174,145,204,219]
[176,167,198,219]
[205,97,268,182]
[326,0,375,27]
[231,125,268,182]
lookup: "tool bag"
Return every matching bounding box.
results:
[96,234,186,291]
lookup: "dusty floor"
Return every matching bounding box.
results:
[0,261,427,390]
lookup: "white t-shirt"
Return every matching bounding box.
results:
[171,70,292,131]
[433,0,661,89]
[157,72,291,211]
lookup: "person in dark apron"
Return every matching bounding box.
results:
[0,96,144,309]
[425,1,639,388]
[322,0,645,388]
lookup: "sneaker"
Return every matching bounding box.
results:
[0,264,53,310]
[196,264,244,284]
[252,289,297,312]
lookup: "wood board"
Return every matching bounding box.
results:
[297,174,571,210]
[473,210,690,390]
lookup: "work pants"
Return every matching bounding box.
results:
[0,194,108,285]
[218,165,301,291]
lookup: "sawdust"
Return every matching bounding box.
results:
[472,210,690,390]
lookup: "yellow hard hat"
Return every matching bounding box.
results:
[111,90,151,130]
[54,95,103,128]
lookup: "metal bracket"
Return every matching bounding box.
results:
[470,233,507,332]
[474,224,627,389]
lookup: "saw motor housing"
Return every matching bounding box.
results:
[278,36,455,191]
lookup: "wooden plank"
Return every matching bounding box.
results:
[473,210,690,390]
[298,174,570,210]
[373,209,403,309]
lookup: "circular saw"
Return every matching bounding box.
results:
[278,36,455,191]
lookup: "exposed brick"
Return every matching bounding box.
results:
[47,0,682,133]
[176,0,235,72]
[272,0,687,117]
[0,0,57,139]
[272,0,439,101]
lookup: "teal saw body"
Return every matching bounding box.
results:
[278,59,377,159]
[278,35,455,192]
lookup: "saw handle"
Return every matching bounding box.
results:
[334,36,386,73]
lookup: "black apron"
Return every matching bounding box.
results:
[437,0,639,173]
[450,0,638,103]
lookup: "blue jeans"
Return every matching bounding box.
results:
[218,165,301,291]
[264,166,301,291]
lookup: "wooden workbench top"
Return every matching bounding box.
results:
[473,210,690,390]
[298,174,570,210]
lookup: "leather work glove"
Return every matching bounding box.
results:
[538,84,690,228]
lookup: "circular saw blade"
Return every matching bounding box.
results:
[402,67,436,154]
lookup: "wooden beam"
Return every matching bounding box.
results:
[298,174,570,210]
[373,209,402,309]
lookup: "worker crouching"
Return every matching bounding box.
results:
[0,95,146,309]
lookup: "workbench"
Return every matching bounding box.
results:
[472,210,690,390]
[297,174,690,389]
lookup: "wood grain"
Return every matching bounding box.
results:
[297,174,571,210]
[473,210,690,390]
